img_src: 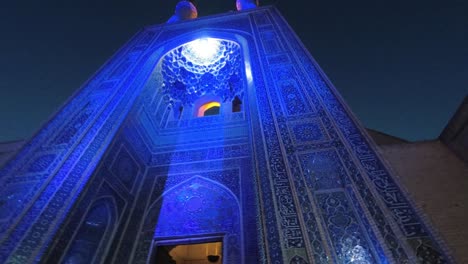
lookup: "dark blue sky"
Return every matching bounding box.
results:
[0,0,467,142]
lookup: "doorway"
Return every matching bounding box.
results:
[153,238,223,264]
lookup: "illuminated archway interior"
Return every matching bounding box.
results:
[155,242,222,263]
[197,101,221,117]
[160,37,243,107]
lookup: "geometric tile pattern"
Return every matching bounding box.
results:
[0,6,453,264]
[316,191,376,263]
[291,120,327,144]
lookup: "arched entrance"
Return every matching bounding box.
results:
[140,176,242,263]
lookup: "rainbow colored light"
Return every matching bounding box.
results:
[197,101,221,117]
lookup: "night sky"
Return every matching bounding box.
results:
[1,0,467,142]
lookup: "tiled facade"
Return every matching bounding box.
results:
[0,6,453,263]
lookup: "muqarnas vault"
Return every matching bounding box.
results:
[0,5,454,264]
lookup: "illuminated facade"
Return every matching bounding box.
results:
[0,6,453,263]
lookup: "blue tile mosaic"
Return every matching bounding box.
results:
[0,6,453,264]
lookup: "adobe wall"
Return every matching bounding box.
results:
[440,96,468,163]
[377,140,468,263]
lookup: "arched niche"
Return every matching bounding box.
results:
[142,176,242,263]
[62,197,117,264]
[194,94,222,117]
[136,29,254,124]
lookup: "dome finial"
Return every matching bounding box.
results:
[167,1,198,23]
[236,0,258,11]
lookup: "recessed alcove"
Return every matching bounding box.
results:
[159,37,244,108]
[130,35,249,150]
[198,102,221,117]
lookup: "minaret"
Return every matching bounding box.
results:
[0,3,453,264]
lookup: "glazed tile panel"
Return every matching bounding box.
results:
[0,28,160,263]
[0,6,453,264]
[248,7,452,263]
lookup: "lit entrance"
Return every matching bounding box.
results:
[154,241,222,264]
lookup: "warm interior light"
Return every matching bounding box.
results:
[197,101,221,117]
[182,38,222,66]
[159,242,222,263]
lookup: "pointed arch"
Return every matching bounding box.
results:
[193,94,223,117]
[232,95,242,113]
[62,197,118,264]
[143,175,240,233]
[139,176,242,263]
[146,175,240,214]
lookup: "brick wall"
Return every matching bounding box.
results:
[377,140,468,263]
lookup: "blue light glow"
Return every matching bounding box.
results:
[161,38,243,106]
[182,38,222,66]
